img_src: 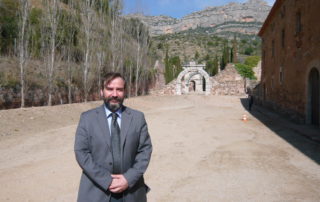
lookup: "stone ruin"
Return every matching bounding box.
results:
[176,62,212,95]
[149,62,248,96]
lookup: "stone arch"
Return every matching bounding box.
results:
[176,67,212,95]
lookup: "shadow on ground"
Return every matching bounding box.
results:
[240,98,320,165]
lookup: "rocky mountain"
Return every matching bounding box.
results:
[126,0,271,36]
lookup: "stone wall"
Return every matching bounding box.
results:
[149,80,176,96]
[210,64,246,96]
[258,0,320,125]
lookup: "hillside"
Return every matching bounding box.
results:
[149,26,262,70]
[126,0,271,36]
[0,0,156,109]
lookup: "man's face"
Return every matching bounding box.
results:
[101,77,125,112]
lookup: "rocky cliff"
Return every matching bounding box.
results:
[126,0,271,36]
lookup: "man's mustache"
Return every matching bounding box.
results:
[107,97,122,102]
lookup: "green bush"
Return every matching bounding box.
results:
[205,59,218,76]
[164,52,182,84]
[235,63,256,80]
[207,41,214,46]
[244,46,254,55]
[157,43,163,49]
[244,56,260,68]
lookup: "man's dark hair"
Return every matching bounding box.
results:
[101,72,126,90]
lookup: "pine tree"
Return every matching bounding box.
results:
[232,35,238,63]
[164,44,171,84]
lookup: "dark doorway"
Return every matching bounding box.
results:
[202,77,206,92]
[189,80,196,91]
[309,68,320,126]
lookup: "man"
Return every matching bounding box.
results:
[74,72,152,202]
[247,88,254,111]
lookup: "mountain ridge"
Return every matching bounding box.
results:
[125,0,271,36]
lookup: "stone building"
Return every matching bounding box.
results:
[258,0,320,125]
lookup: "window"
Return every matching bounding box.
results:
[280,6,286,18]
[272,40,275,58]
[279,66,284,84]
[271,23,275,32]
[295,11,302,34]
[281,29,285,48]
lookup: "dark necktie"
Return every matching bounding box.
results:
[111,113,121,174]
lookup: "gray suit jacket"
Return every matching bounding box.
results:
[74,104,152,202]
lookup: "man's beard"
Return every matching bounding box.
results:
[104,97,124,112]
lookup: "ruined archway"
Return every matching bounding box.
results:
[176,62,212,95]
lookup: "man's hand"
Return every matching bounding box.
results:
[109,174,129,193]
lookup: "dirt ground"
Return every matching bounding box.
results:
[0,95,319,202]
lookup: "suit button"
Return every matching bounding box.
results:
[109,162,113,165]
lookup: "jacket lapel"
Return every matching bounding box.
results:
[120,106,132,149]
[96,105,111,149]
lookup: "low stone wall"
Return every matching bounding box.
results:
[149,80,176,96]
[210,64,246,96]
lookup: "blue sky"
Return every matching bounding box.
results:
[123,0,276,19]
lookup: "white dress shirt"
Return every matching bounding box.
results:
[104,105,122,135]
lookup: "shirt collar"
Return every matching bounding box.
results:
[104,104,122,119]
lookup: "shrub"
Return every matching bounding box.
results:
[235,63,256,80]
[244,46,254,55]
[244,56,260,68]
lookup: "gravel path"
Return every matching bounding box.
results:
[0,95,319,201]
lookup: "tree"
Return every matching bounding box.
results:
[205,58,218,76]
[232,35,238,63]
[244,55,260,67]
[135,20,141,96]
[132,19,149,96]
[244,46,254,55]
[213,56,219,75]
[109,0,123,71]
[164,44,172,84]
[220,43,230,71]
[169,56,182,78]
[0,0,19,55]
[17,0,30,108]
[79,0,96,102]
[235,63,256,80]
[43,0,61,106]
[205,60,214,76]
[194,50,200,61]
[59,0,79,104]
[0,0,158,108]
[164,48,182,84]
[235,56,260,80]
[29,8,42,58]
